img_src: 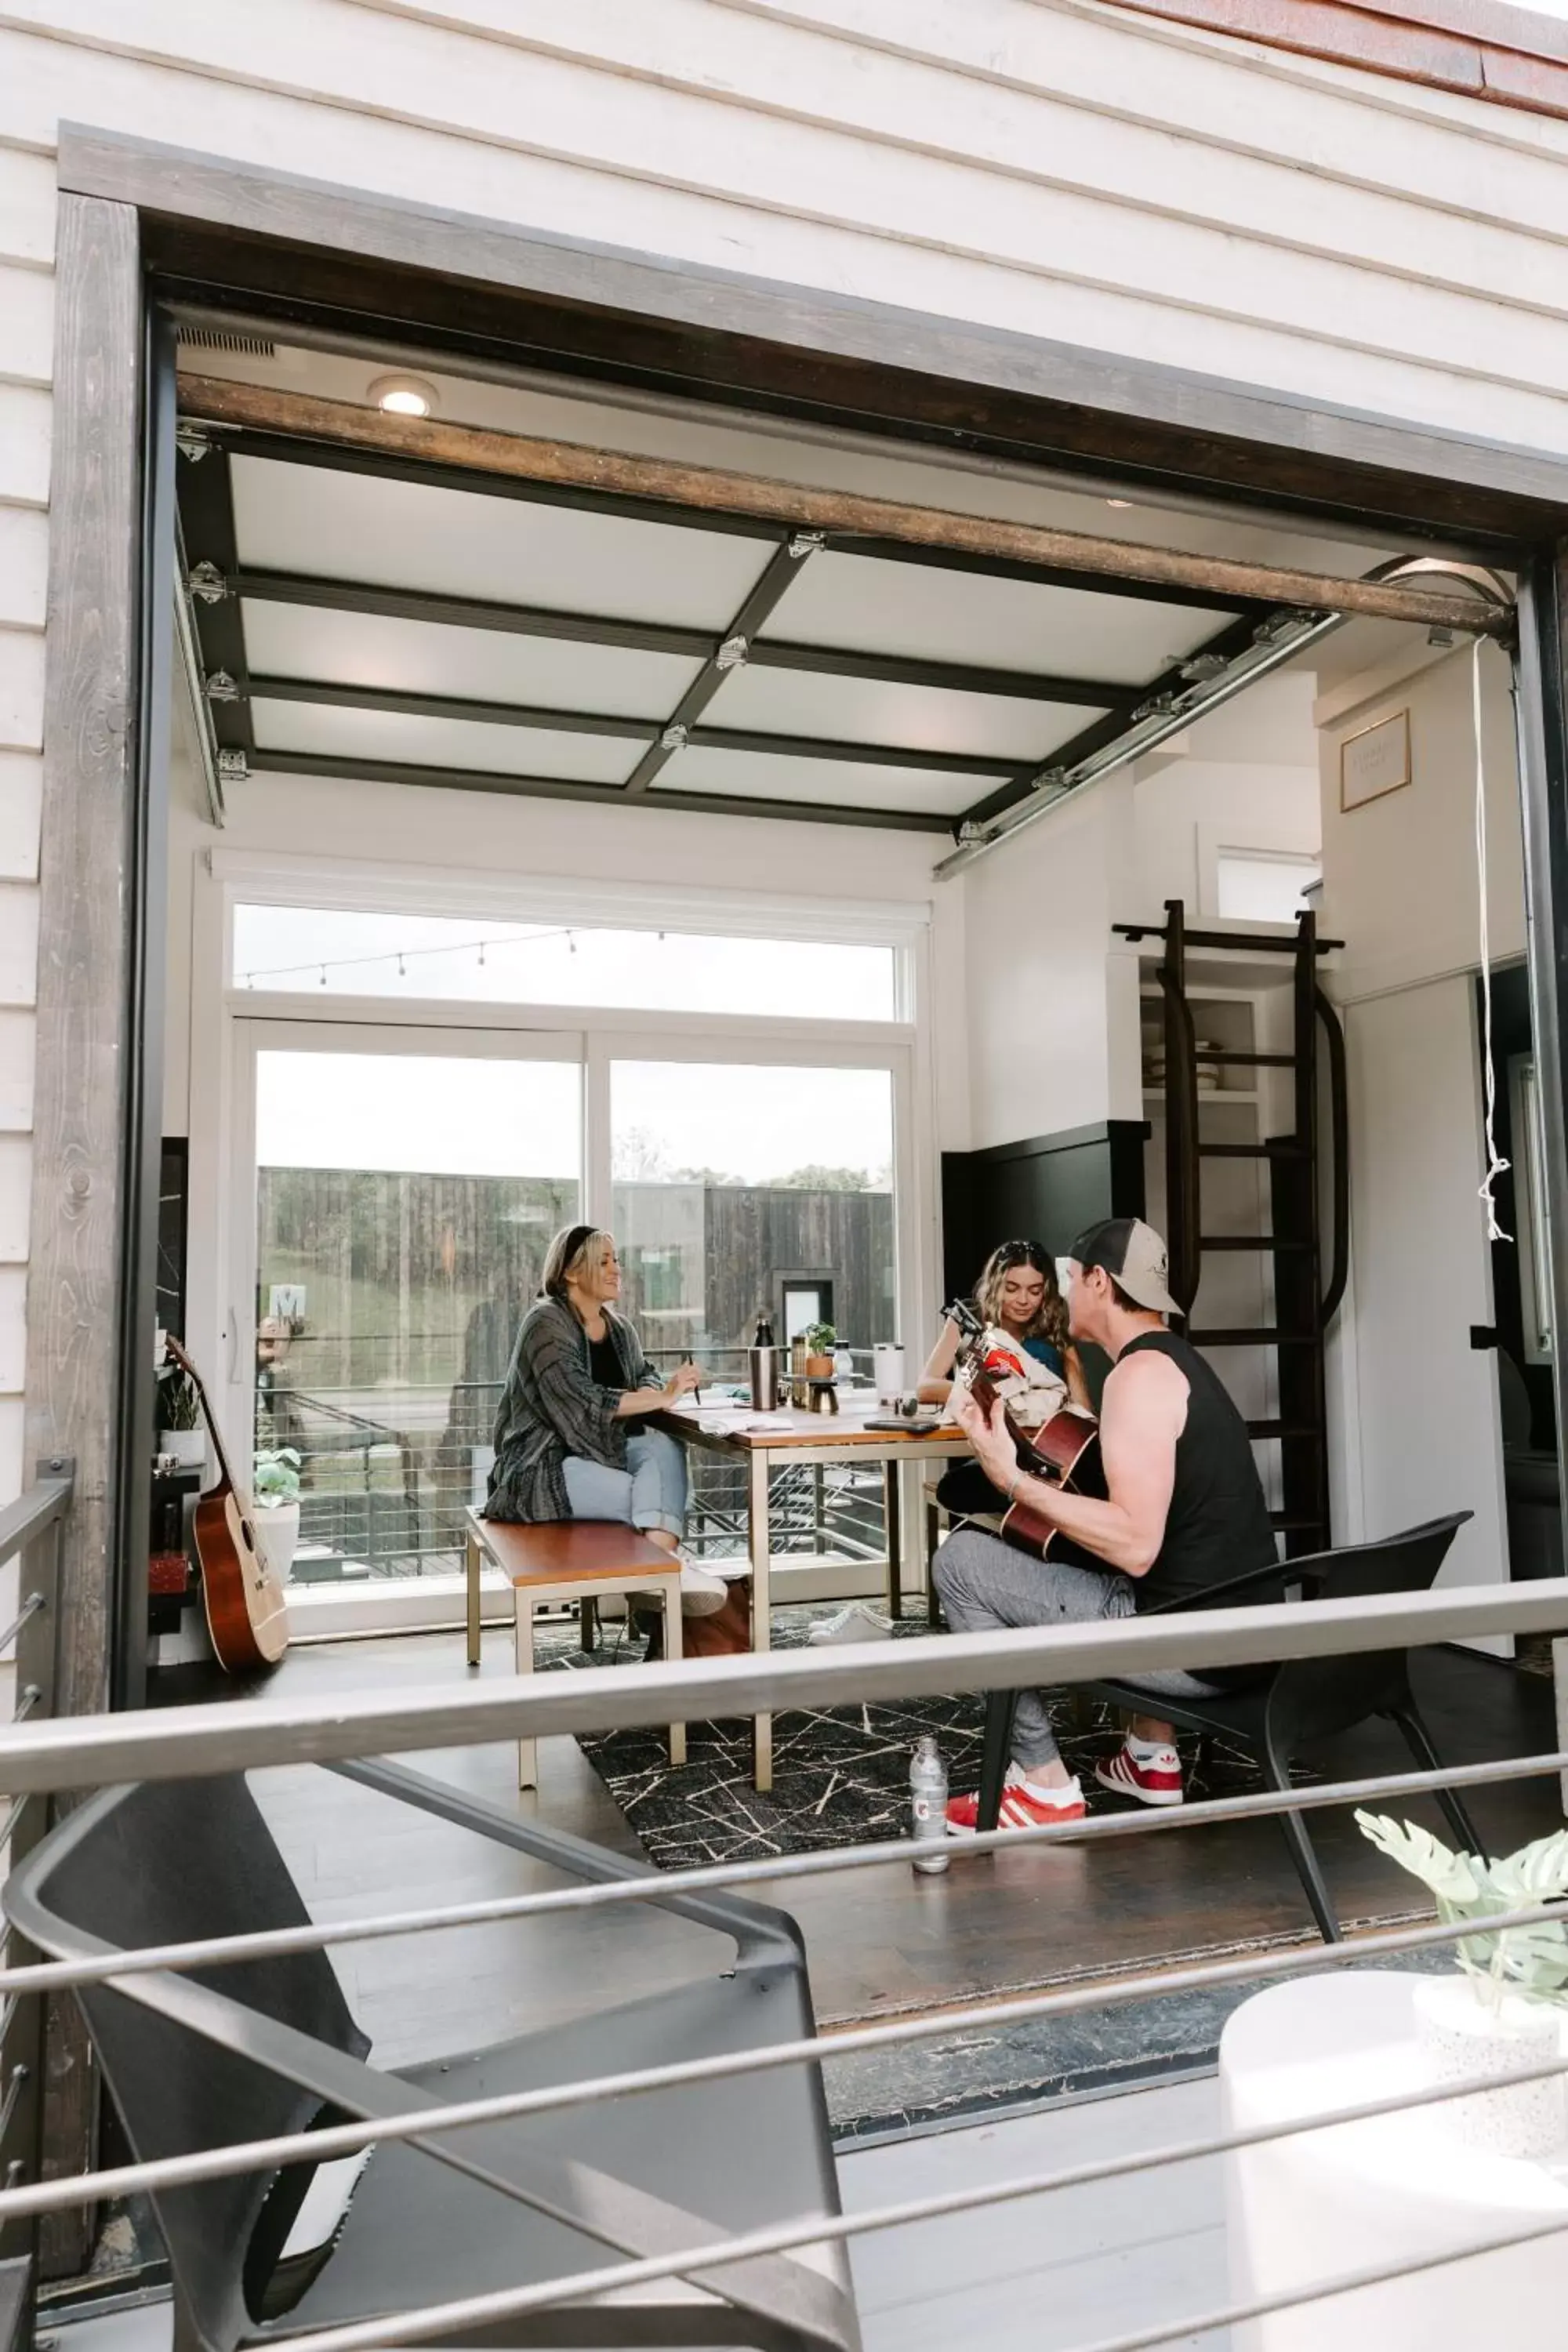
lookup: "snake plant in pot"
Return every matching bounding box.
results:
[1357,1811,1568,2157]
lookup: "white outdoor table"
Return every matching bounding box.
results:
[655,1390,974,1791]
[1221,1970,1568,2350]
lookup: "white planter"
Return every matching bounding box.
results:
[1414,1973,1566,2158]
[252,1502,300,1585]
[158,1428,208,1472]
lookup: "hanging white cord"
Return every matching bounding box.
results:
[1474,637,1512,1241]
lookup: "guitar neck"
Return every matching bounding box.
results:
[165,1339,241,1494]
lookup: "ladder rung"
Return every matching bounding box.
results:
[1198,1142,1305,1159]
[1247,1419,1323,1440]
[1270,1512,1323,1531]
[1187,1328,1318,1345]
[1199,1236,1312,1253]
[1203,1050,1298,1067]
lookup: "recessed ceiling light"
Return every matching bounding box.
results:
[1106,498,1134,510]
[368,372,438,418]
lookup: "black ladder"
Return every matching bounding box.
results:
[1122,899,1348,1558]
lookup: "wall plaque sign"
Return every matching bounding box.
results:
[1340,708,1411,812]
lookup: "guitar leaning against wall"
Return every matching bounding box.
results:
[163,1336,291,1672]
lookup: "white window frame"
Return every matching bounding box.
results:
[187,850,935,1636]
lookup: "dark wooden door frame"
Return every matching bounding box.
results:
[25,125,1568,2269]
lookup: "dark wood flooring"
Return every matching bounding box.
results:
[240,1632,1560,2063]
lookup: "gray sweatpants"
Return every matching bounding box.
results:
[932,1526,1218,1773]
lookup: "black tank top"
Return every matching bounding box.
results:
[1117,1330,1279,1616]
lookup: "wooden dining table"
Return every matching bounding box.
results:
[653,1392,976,1790]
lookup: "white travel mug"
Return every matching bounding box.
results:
[873,1344,906,1403]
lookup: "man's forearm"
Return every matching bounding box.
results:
[1009,1468,1152,1577]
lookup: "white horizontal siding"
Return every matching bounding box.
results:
[0,388,50,511]
[0,1136,29,1263]
[0,753,41,884]
[0,631,44,752]
[0,4,1566,442]
[0,511,46,631]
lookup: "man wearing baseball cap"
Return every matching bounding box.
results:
[937,1215,1279,1834]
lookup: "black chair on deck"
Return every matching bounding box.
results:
[976,1511,1483,1942]
[5,1758,858,2352]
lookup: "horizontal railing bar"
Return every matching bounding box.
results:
[2,1745,1561,2000]
[16,2013,1568,2349]
[0,1479,71,1575]
[5,1896,1566,2228]
[1,1580,1565,1791]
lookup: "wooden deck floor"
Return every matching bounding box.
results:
[238,1629,1561,2081]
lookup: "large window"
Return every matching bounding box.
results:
[251,1044,580,1582]
[233,904,898,1021]
[609,1058,897,1375]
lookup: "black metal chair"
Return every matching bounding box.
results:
[5,1757,859,2352]
[976,1512,1484,1942]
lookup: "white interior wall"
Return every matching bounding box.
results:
[959,671,1322,1150]
[1316,639,1524,1601]
[11,0,1568,1511]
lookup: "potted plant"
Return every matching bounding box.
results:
[252,1447,303,1583]
[158,1367,208,1472]
[802,1322,837,1380]
[1357,1810,1568,2156]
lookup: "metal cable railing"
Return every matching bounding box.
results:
[0,1568,1565,2347]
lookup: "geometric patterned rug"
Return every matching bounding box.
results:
[539,1609,1292,1872]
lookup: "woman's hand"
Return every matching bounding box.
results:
[662,1361,702,1401]
[952,1384,1020,1490]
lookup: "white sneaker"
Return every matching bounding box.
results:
[628,1559,728,1619]
[677,1559,728,1617]
[806,1602,895,1646]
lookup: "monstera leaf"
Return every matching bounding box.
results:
[1355,1813,1487,1912]
[1356,1812,1568,2006]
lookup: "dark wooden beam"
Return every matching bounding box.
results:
[180,377,1515,637]
[247,747,956,832]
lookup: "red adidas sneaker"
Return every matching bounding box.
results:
[946,1766,1087,1838]
[1094,1740,1184,1807]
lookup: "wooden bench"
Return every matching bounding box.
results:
[463,1509,685,1788]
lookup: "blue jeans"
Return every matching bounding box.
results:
[561,1428,688,1540]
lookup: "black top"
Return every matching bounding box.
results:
[1118,1330,1279,1621]
[588,1331,624,1391]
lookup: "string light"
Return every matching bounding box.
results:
[237,920,689,991]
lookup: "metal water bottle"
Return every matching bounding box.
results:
[748,1316,779,1411]
[909,1735,949,1875]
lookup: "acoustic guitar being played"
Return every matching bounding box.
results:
[945,1298,1108,1567]
[163,1336,290,1672]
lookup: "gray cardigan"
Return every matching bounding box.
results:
[485,1294,662,1524]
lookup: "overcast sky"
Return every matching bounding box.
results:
[256,1051,894,1187]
